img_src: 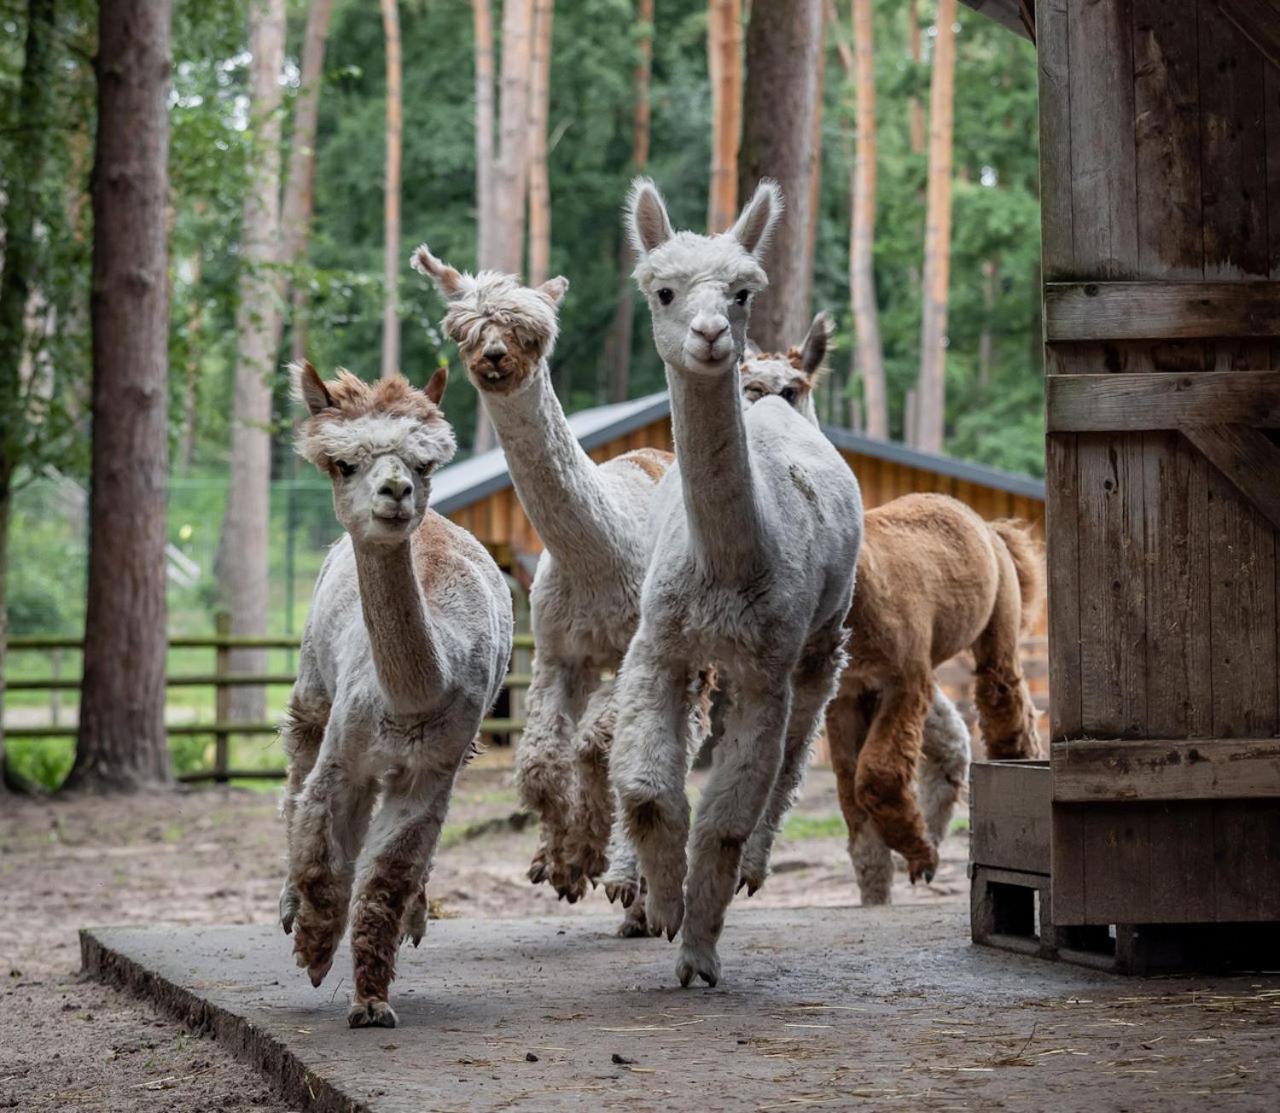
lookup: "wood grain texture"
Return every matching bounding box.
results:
[1052,738,1280,801]
[1046,371,1280,431]
[1184,424,1280,532]
[1215,0,1280,73]
[971,761,1052,873]
[1044,434,1081,739]
[1044,281,1280,341]
[1035,0,1072,278]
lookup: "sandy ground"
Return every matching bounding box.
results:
[0,759,965,1111]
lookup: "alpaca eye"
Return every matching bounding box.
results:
[417,462,434,477]
[335,460,357,478]
[657,288,674,306]
[781,387,798,404]
[735,289,750,306]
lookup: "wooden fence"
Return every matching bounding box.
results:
[3,614,533,784]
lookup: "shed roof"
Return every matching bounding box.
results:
[430,390,1045,514]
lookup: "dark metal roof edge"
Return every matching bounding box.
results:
[432,469,514,514]
[576,396,674,452]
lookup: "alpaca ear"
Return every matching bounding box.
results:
[626,177,674,254]
[797,311,834,379]
[730,179,783,259]
[538,275,569,306]
[293,361,332,416]
[424,365,448,405]
[410,242,465,298]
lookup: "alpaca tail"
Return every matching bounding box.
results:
[989,519,1045,635]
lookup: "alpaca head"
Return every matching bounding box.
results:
[410,243,568,397]
[294,362,456,546]
[626,177,781,378]
[739,311,834,427]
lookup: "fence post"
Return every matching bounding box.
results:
[214,611,231,784]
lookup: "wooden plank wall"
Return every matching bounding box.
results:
[1039,0,1280,924]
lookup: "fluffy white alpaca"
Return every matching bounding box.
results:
[739,316,972,905]
[409,246,711,933]
[609,179,863,987]
[279,364,512,1028]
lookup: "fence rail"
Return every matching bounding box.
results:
[3,618,534,784]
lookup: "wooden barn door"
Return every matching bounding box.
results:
[1037,0,1280,926]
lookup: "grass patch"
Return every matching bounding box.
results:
[781,813,848,841]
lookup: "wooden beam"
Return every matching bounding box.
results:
[1052,738,1280,802]
[1215,0,1280,71]
[1045,280,1280,341]
[960,0,1034,42]
[1046,371,1280,432]
[1183,424,1280,533]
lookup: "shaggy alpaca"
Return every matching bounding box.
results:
[609,178,862,987]
[411,245,709,934]
[279,364,512,1028]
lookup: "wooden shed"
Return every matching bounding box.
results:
[430,390,1050,744]
[966,0,1280,972]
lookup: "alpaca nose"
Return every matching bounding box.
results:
[484,346,506,365]
[691,314,729,346]
[378,473,412,502]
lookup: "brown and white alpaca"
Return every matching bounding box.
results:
[410,244,711,934]
[279,364,512,1028]
[740,338,1043,899]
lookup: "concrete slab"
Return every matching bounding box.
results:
[83,905,1280,1112]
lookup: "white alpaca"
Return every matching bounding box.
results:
[609,179,863,987]
[279,364,512,1028]
[738,328,972,905]
[409,246,711,933]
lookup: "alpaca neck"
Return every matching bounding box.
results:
[352,536,445,717]
[481,364,623,564]
[667,362,764,578]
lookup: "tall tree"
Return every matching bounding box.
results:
[282,0,336,365]
[217,0,286,718]
[0,0,59,790]
[914,0,957,454]
[473,0,496,270]
[847,0,886,437]
[67,0,172,791]
[738,0,824,350]
[907,0,925,153]
[706,0,742,232]
[604,0,653,402]
[380,0,403,378]
[526,0,554,286]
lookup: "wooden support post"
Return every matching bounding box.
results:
[214,611,231,784]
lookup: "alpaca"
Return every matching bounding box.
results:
[609,178,863,987]
[278,363,512,1028]
[410,245,711,934]
[740,349,1041,897]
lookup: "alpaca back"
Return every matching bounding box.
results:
[987,519,1045,635]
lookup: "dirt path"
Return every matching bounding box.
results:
[1,761,965,1110]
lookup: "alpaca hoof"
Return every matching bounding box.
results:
[675,941,720,988]
[616,900,650,939]
[302,955,333,988]
[735,875,761,897]
[604,877,638,908]
[924,868,936,885]
[348,1000,398,1029]
[402,888,428,947]
[527,849,549,886]
[645,884,684,942]
[279,883,299,935]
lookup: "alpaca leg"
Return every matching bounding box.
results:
[610,637,694,942]
[279,683,330,934]
[516,655,588,899]
[677,681,790,987]
[289,727,378,987]
[919,686,970,847]
[348,758,457,1029]
[739,629,845,894]
[854,668,936,883]
[826,687,892,904]
[562,678,617,887]
[973,545,1042,759]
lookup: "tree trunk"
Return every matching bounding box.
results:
[738,0,824,350]
[907,0,924,154]
[914,0,956,454]
[848,0,886,438]
[604,0,653,402]
[526,0,553,286]
[218,0,286,719]
[979,255,998,386]
[380,0,402,378]
[180,246,203,470]
[805,4,826,283]
[706,0,742,232]
[473,0,496,269]
[68,0,172,792]
[282,0,335,365]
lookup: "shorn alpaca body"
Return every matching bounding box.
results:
[279,365,512,1028]
[411,246,707,931]
[610,179,862,987]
